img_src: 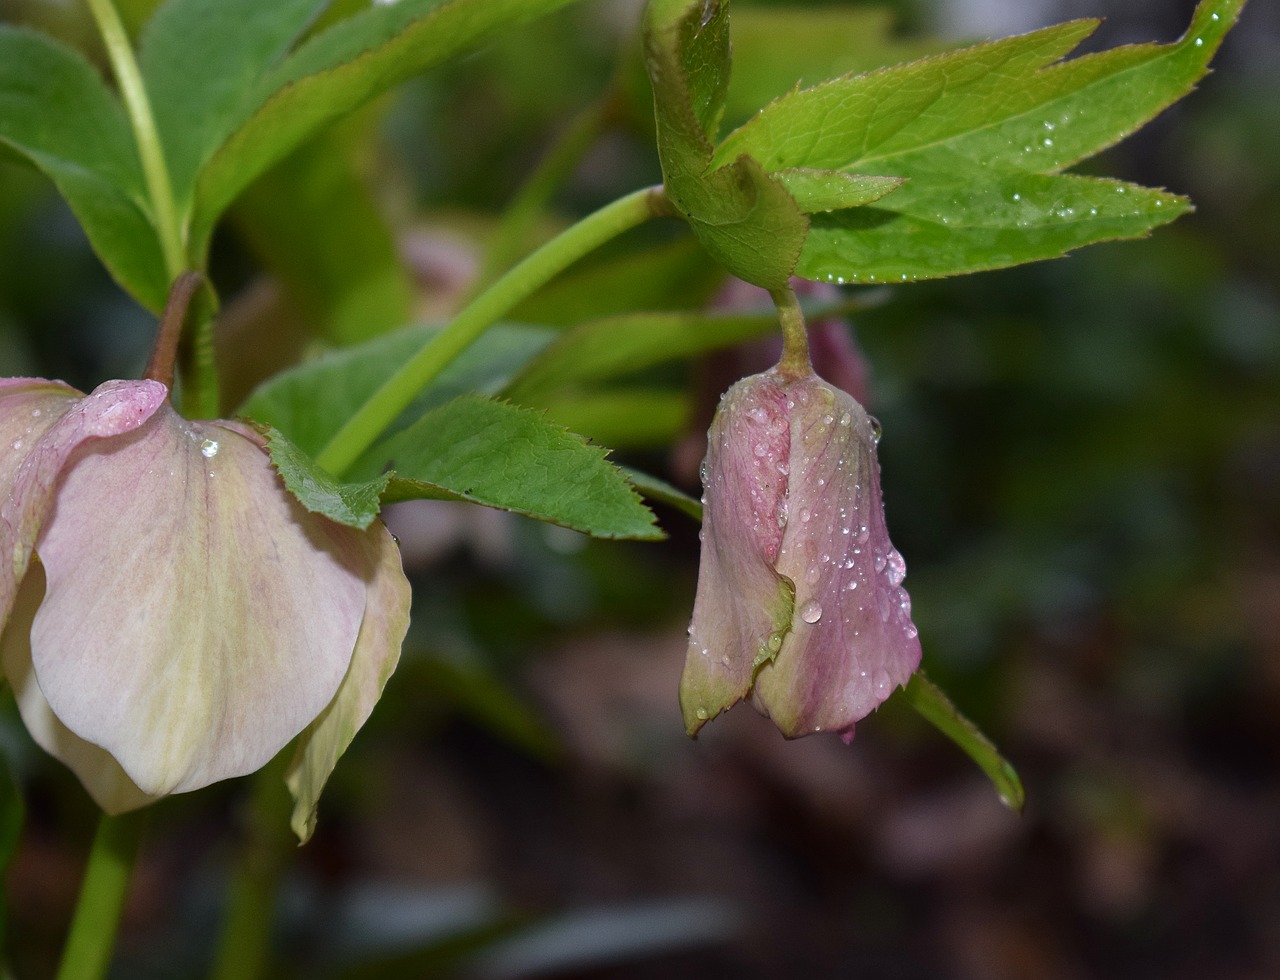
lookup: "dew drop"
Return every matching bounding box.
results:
[822,413,835,426]
[1012,192,1022,202]
[11,440,22,451]
[800,600,823,624]
[800,507,811,523]
[874,553,887,573]
[868,416,883,444]
[31,409,41,418]
[856,524,870,543]
[695,706,709,720]
[753,442,767,458]
[200,439,219,458]
[1194,36,1204,47]
[767,633,783,652]
[1042,137,1054,148]
[840,412,852,426]
[905,623,919,639]
[887,549,907,585]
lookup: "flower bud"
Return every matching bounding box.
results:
[681,366,920,739]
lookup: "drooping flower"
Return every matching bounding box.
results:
[681,363,921,740]
[0,376,409,835]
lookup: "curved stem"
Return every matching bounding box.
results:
[144,271,204,389]
[770,285,811,377]
[55,812,145,980]
[315,184,671,476]
[85,0,185,280]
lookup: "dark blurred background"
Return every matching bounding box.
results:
[1,0,1277,977]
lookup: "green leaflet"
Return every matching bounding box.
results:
[240,323,556,457]
[353,395,663,541]
[899,672,1026,812]
[189,0,580,261]
[0,27,167,309]
[712,0,1244,283]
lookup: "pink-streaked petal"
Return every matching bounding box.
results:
[755,376,921,737]
[0,379,84,625]
[2,379,166,629]
[681,372,796,735]
[287,522,410,842]
[1,563,155,814]
[30,405,366,797]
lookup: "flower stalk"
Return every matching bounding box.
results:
[84,0,184,281]
[55,812,145,980]
[315,184,672,476]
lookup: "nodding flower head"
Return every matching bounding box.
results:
[0,376,408,839]
[681,364,920,740]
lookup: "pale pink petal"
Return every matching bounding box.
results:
[681,372,796,734]
[1,563,154,813]
[0,379,85,625]
[755,376,921,737]
[287,522,410,842]
[1,379,166,630]
[30,404,366,797]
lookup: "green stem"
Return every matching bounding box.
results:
[770,285,811,377]
[315,184,671,476]
[209,757,293,980]
[55,812,145,980]
[84,0,184,280]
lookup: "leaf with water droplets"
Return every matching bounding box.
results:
[714,0,1243,283]
[898,671,1026,813]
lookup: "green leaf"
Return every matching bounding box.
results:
[713,0,1243,282]
[0,27,167,308]
[540,388,688,448]
[266,426,391,529]
[898,671,1025,812]
[231,117,413,345]
[620,466,702,522]
[240,322,555,457]
[190,0,579,260]
[504,309,781,404]
[356,396,662,541]
[139,0,328,217]
[726,6,947,124]
[772,169,903,215]
[797,175,1190,284]
[714,19,1099,175]
[644,0,809,289]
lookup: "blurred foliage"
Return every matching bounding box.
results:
[1,0,1277,977]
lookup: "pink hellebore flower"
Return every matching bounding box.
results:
[681,365,921,740]
[0,377,409,839]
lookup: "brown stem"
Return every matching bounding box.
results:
[144,271,204,390]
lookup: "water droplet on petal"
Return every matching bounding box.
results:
[200,439,219,458]
[868,416,883,444]
[695,706,709,720]
[874,553,887,573]
[800,600,823,624]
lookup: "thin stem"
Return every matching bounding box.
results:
[770,285,811,377]
[316,184,671,476]
[144,271,204,389]
[56,812,145,980]
[84,0,185,280]
[210,758,292,980]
